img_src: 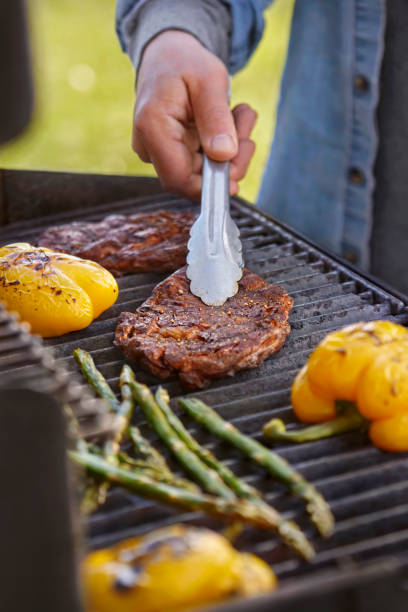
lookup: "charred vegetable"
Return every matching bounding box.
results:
[73,351,195,510]
[82,524,277,612]
[263,321,408,453]
[155,387,314,560]
[0,243,117,337]
[72,356,316,557]
[306,320,407,402]
[130,380,236,499]
[70,449,302,532]
[180,397,334,537]
[73,352,134,511]
[74,348,120,412]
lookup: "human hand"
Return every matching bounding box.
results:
[133,31,257,200]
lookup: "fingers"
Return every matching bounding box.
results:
[192,151,203,175]
[188,70,238,162]
[149,133,202,200]
[132,68,203,199]
[230,180,239,196]
[230,104,257,182]
[134,103,202,199]
[132,121,151,163]
[230,140,256,182]
[133,113,200,167]
[233,104,258,140]
[132,102,255,198]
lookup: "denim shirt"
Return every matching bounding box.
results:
[116,0,386,269]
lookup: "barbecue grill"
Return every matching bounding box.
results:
[1,168,408,612]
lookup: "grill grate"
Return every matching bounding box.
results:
[0,305,113,441]
[1,191,408,608]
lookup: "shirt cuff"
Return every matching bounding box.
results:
[120,0,231,72]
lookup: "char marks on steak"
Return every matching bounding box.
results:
[115,267,293,389]
[38,210,194,276]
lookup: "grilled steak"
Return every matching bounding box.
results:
[38,210,194,276]
[115,267,293,389]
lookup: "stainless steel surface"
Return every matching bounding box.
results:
[187,155,243,306]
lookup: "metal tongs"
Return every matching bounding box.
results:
[186,157,243,306]
[186,76,243,307]
[186,79,243,306]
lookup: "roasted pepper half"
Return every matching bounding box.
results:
[0,243,118,337]
[83,524,276,612]
[263,321,408,452]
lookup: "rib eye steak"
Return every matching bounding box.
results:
[115,267,293,389]
[38,210,194,276]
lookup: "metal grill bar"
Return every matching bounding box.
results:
[0,308,113,440]
[1,191,408,611]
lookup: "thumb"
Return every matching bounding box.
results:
[189,74,238,162]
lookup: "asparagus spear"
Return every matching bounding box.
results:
[180,398,334,538]
[63,404,103,513]
[93,375,140,508]
[263,403,365,444]
[73,353,157,464]
[121,368,171,469]
[77,437,198,503]
[121,368,198,492]
[102,364,137,458]
[74,354,199,502]
[72,356,136,510]
[156,387,315,560]
[73,348,120,411]
[155,387,259,497]
[130,380,236,500]
[63,404,88,455]
[70,449,306,533]
[118,452,200,492]
[128,425,170,469]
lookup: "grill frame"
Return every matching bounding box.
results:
[1,169,408,612]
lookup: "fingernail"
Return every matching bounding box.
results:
[211,134,236,155]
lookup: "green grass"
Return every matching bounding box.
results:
[0,0,293,203]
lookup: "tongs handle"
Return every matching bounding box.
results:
[186,76,243,306]
[200,72,233,257]
[201,155,230,257]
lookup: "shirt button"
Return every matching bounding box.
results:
[354,75,370,92]
[349,167,365,185]
[344,250,358,264]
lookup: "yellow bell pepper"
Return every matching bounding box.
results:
[83,524,276,612]
[357,340,408,451]
[263,321,408,453]
[0,243,118,337]
[290,364,336,423]
[369,413,408,453]
[356,340,408,420]
[306,320,408,401]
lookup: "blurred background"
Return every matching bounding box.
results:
[0,0,293,203]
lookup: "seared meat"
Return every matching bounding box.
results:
[38,210,194,276]
[115,267,293,389]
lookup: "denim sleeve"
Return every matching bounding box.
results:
[115,0,230,71]
[221,1,273,73]
[115,0,273,74]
